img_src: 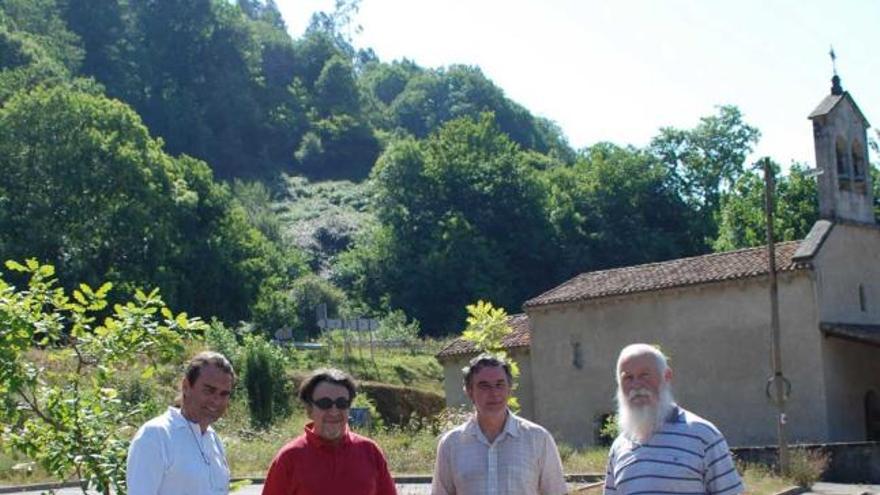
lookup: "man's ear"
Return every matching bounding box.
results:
[181,377,190,398]
[664,366,673,384]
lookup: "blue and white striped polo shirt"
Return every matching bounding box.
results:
[603,405,743,495]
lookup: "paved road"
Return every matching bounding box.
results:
[805,482,880,494]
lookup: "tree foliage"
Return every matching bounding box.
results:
[714,161,819,251]
[650,105,761,245]
[0,85,301,323]
[460,300,520,410]
[0,260,204,494]
[341,114,557,333]
[338,108,760,333]
[242,334,291,428]
[545,143,700,275]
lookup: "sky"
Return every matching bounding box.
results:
[276,0,880,169]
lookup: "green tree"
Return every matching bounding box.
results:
[383,64,574,161]
[61,0,142,106]
[0,86,301,323]
[0,86,180,295]
[314,54,361,117]
[289,274,346,339]
[342,114,556,333]
[0,259,204,494]
[0,0,83,73]
[713,161,819,251]
[242,334,291,428]
[460,300,520,410]
[650,105,761,245]
[544,143,700,277]
[0,4,81,104]
[294,114,380,180]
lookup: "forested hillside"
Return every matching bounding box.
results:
[1,0,877,335]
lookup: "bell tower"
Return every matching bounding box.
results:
[808,70,875,224]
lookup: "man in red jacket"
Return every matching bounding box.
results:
[261,368,397,495]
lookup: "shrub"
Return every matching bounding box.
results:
[786,447,829,488]
[376,310,420,353]
[251,283,301,336]
[557,442,576,463]
[205,320,242,369]
[598,413,619,446]
[350,393,384,432]
[428,406,472,436]
[359,382,445,426]
[0,259,203,494]
[289,274,345,340]
[242,336,291,428]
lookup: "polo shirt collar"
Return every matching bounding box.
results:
[664,403,682,424]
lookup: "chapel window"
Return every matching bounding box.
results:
[836,138,850,190]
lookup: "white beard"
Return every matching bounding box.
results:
[616,384,674,443]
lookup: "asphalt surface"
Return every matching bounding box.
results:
[805,482,880,495]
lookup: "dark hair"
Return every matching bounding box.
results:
[184,351,236,386]
[298,368,357,405]
[462,353,513,389]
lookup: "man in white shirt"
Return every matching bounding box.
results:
[431,354,568,495]
[127,351,235,495]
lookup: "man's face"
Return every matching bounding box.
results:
[618,353,670,409]
[181,364,234,431]
[307,381,351,442]
[466,365,511,418]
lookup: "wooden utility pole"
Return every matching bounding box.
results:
[762,158,789,473]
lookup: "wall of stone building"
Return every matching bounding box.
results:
[439,348,535,419]
[813,223,880,441]
[526,271,827,448]
[812,223,880,325]
[820,338,880,441]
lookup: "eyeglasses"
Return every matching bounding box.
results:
[311,397,351,410]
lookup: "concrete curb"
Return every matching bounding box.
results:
[569,480,605,493]
[773,486,808,495]
[0,481,82,494]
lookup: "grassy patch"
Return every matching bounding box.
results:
[739,462,795,494]
[0,450,52,486]
[557,445,608,473]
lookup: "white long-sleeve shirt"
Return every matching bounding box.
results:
[126,407,229,495]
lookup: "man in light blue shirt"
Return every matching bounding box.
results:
[127,351,235,495]
[604,344,743,495]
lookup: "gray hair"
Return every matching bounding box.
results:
[462,353,513,389]
[615,343,668,383]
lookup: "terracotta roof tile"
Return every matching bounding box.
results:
[525,241,808,309]
[435,313,531,360]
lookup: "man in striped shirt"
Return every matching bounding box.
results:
[604,344,744,495]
